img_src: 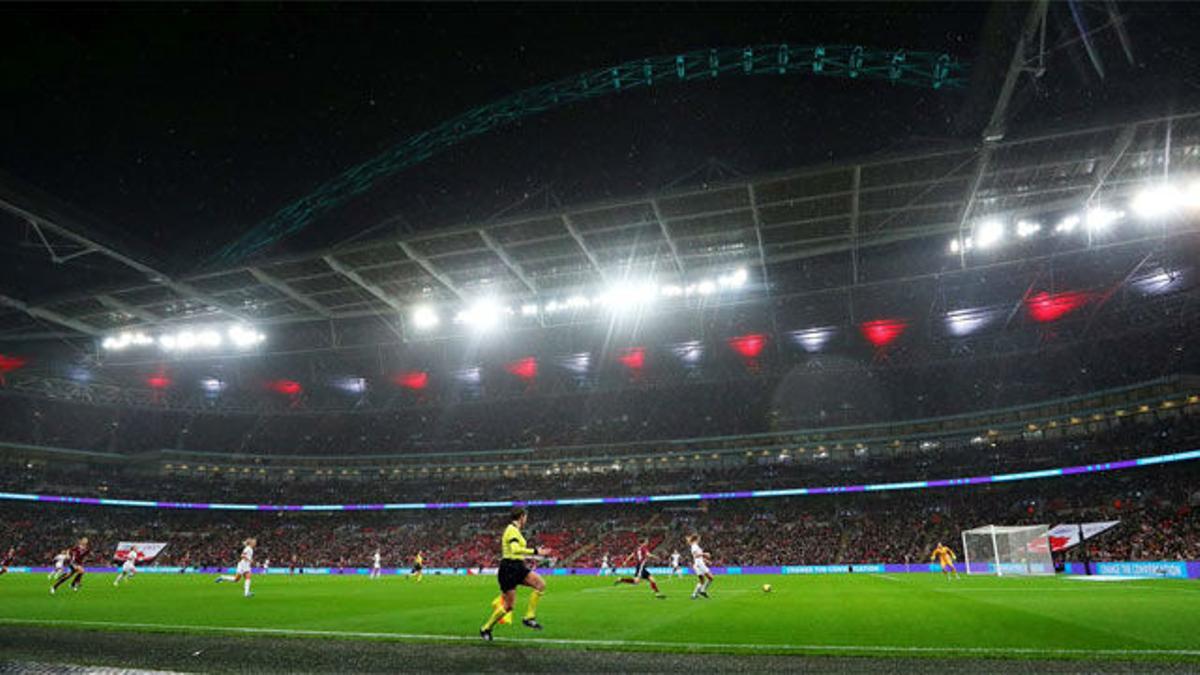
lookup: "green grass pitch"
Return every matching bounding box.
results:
[2,572,1199,662]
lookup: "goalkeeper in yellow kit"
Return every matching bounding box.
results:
[931,542,960,579]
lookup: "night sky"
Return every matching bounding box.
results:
[2,2,1198,276]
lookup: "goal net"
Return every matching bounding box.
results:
[961,525,1054,576]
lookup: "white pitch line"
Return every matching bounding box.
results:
[0,618,1197,657]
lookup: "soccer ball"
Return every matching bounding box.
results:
[762,583,773,593]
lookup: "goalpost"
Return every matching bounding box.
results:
[961,525,1055,576]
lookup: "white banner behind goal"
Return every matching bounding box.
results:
[961,525,1054,576]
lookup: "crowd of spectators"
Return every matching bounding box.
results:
[2,414,1197,570]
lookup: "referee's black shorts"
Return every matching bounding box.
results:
[498,559,530,592]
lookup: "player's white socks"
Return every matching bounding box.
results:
[692,582,703,597]
[218,575,236,582]
[243,578,252,596]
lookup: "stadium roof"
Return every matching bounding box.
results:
[1,109,1199,345]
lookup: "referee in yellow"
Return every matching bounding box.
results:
[480,507,552,641]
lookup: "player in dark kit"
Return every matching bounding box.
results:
[615,539,666,598]
[51,537,90,594]
[0,546,15,575]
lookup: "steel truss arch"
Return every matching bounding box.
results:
[210,44,967,265]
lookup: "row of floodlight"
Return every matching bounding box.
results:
[949,179,1200,254]
[410,268,749,332]
[101,325,267,352]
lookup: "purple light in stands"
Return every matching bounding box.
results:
[1132,269,1186,296]
[560,353,591,375]
[671,341,704,365]
[944,307,999,337]
[1,449,1196,511]
[789,327,835,353]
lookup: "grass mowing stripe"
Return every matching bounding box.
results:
[4,574,1198,661]
[2,618,1199,658]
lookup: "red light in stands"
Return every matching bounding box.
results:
[146,374,171,389]
[0,354,27,385]
[617,347,645,370]
[728,334,767,358]
[1025,291,1090,323]
[269,379,302,396]
[393,371,429,390]
[505,357,537,381]
[0,354,26,374]
[860,319,907,347]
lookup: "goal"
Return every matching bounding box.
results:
[961,525,1055,576]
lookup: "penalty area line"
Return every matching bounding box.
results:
[0,618,1198,657]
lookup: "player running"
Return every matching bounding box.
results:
[215,537,256,597]
[0,546,14,576]
[479,508,552,641]
[114,546,140,586]
[410,551,424,582]
[687,534,714,599]
[669,549,683,578]
[51,537,90,594]
[49,549,68,580]
[614,539,665,598]
[931,542,960,579]
[599,552,611,577]
[370,549,382,580]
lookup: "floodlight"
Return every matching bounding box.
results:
[1131,184,1182,219]
[1055,214,1080,233]
[1015,220,1041,238]
[227,325,265,349]
[718,268,749,288]
[411,305,439,330]
[1085,206,1122,231]
[197,329,223,349]
[175,331,197,351]
[1187,180,1200,208]
[974,219,1005,249]
[599,282,657,311]
[948,236,975,255]
[457,299,503,331]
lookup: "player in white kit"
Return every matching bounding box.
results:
[370,549,382,580]
[687,534,713,599]
[669,550,683,578]
[215,537,256,597]
[50,550,68,580]
[114,547,139,586]
[599,553,611,577]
